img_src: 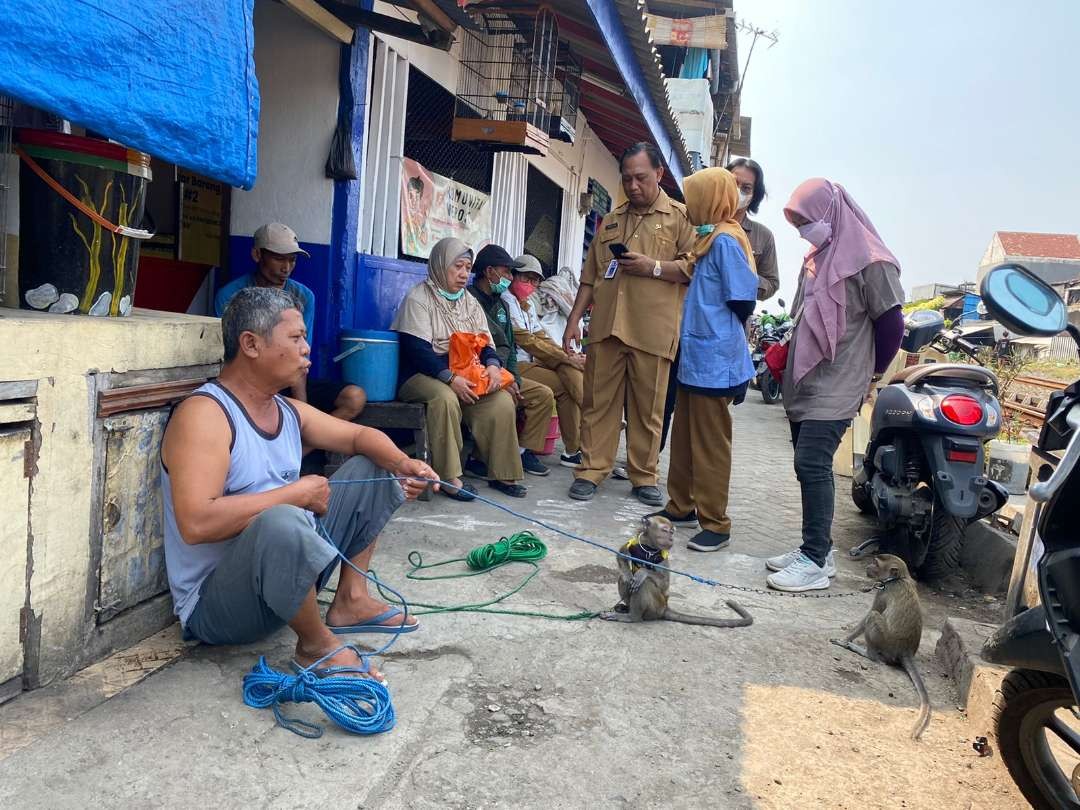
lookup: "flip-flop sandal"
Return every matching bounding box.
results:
[328,607,420,635]
[440,481,477,502]
[290,643,381,679]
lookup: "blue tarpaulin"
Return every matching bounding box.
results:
[0,0,260,189]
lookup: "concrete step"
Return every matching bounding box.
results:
[935,615,1012,738]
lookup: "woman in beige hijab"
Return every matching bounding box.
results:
[393,237,526,500]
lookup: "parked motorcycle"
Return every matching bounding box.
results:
[751,299,790,404]
[850,308,1010,579]
[974,264,1080,810]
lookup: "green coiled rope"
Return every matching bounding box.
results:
[366,531,597,620]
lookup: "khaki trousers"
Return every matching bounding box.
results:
[665,387,734,534]
[577,337,671,486]
[398,374,523,482]
[519,361,582,453]
[516,376,556,453]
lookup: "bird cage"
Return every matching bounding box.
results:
[452,7,558,156]
[548,42,581,143]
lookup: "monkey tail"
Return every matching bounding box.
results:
[901,656,931,740]
[662,600,753,628]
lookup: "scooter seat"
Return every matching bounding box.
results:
[890,362,999,393]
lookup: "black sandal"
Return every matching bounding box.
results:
[441,481,477,502]
[489,480,527,498]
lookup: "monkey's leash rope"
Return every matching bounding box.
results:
[330,477,870,600]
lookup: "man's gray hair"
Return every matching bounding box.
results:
[221,286,304,361]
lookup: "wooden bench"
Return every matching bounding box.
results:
[327,401,431,501]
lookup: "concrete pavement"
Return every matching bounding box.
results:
[0,395,1026,808]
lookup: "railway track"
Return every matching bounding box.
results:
[1015,374,1069,392]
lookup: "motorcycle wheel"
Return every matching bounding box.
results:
[916,500,966,581]
[993,669,1080,810]
[759,372,782,404]
[851,480,875,515]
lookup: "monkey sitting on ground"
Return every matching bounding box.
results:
[600,516,752,627]
[830,553,931,740]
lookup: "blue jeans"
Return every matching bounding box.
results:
[789,419,851,567]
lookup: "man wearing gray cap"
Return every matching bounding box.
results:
[215,223,367,428]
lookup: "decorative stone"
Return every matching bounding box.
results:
[25,283,59,309]
[48,293,80,314]
[89,291,112,316]
[119,295,132,316]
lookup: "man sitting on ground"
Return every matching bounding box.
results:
[214,222,367,423]
[503,253,586,468]
[162,287,436,680]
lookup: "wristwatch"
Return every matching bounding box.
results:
[652,260,662,278]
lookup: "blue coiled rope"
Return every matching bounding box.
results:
[241,519,407,738]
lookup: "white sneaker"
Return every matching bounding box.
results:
[611,464,630,481]
[765,548,836,577]
[766,553,831,592]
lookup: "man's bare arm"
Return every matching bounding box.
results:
[162,397,325,544]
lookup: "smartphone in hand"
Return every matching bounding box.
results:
[609,242,629,258]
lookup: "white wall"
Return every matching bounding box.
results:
[230,0,341,245]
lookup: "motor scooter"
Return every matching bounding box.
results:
[974,263,1080,810]
[850,309,1010,579]
[750,299,789,404]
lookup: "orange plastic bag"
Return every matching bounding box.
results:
[449,332,513,395]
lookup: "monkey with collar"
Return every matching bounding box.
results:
[600,515,752,627]
[831,553,931,740]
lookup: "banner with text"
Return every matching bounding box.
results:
[400,158,491,260]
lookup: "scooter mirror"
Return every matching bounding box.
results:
[900,309,945,352]
[980,263,1067,337]
[777,298,786,309]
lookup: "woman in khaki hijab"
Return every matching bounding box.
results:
[652,168,758,552]
[393,237,526,500]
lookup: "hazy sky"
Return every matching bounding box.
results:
[734,0,1080,306]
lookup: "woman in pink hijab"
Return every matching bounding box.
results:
[765,178,905,593]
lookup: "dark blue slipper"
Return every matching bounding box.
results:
[328,607,419,635]
[290,644,378,678]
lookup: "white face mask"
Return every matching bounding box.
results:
[737,190,752,210]
[797,220,833,248]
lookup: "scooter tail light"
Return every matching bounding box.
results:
[946,448,979,463]
[940,395,983,426]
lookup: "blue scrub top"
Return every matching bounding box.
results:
[677,233,757,390]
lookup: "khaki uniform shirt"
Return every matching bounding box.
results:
[580,190,696,360]
[742,217,780,301]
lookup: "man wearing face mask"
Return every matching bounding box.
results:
[468,244,556,477]
[503,254,587,468]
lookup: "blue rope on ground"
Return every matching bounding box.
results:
[240,519,409,738]
[328,476,728,589]
[244,473,727,739]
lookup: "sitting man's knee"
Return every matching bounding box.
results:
[255,504,313,534]
[337,385,367,419]
[428,384,462,416]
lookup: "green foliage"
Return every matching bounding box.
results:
[974,347,1031,443]
[902,295,947,314]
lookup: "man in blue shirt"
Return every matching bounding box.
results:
[214,223,366,423]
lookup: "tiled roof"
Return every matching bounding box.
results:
[997,231,1080,260]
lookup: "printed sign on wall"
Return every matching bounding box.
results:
[400,158,491,260]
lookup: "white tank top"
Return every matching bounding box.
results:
[161,381,310,625]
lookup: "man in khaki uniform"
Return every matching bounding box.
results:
[563,142,696,505]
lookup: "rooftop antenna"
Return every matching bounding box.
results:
[714,17,778,161]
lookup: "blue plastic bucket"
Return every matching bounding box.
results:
[334,329,399,402]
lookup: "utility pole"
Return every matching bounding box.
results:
[714,17,778,163]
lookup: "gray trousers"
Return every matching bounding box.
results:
[185,455,404,645]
